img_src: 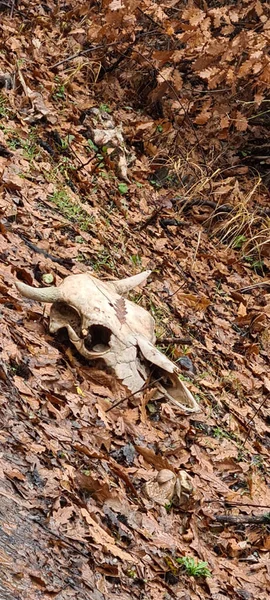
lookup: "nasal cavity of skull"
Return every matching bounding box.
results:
[84,324,111,353]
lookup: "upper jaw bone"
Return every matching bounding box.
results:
[59,325,111,359]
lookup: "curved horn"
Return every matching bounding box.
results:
[16,281,61,303]
[110,270,151,294]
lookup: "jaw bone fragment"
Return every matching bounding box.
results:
[16,270,200,413]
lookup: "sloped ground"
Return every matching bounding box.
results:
[0,2,269,599]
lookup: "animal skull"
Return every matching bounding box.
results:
[16,271,199,413]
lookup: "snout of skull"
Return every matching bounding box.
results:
[50,301,113,355]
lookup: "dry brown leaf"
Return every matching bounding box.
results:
[234,111,249,132]
[76,473,112,503]
[114,297,127,324]
[81,508,138,563]
[135,446,175,471]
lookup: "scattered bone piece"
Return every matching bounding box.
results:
[144,469,194,507]
[87,108,134,181]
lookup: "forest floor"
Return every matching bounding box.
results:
[0,2,269,600]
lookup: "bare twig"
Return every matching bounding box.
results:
[76,155,97,172]
[191,230,201,270]
[239,281,270,293]
[51,41,121,69]
[135,207,162,231]
[242,394,270,447]
[9,0,15,17]
[29,516,90,557]
[164,282,185,299]
[16,233,74,267]
[214,513,270,525]
[137,7,164,31]
[0,0,25,16]
[105,376,163,412]
[158,337,192,345]
[69,145,97,172]
[206,499,270,509]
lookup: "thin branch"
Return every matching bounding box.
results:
[51,41,121,69]
[206,499,270,509]
[214,513,270,525]
[105,376,163,412]
[135,207,162,231]
[158,337,192,345]
[9,0,15,17]
[69,144,97,172]
[137,6,166,31]
[242,394,270,447]
[239,281,270,293]
[0,1,24,16]
[191,230,201,270]
[29,516,90,557]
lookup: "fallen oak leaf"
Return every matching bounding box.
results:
[4,468,25,481]
[75,472,113,503]
[135,445,175,471]
[73,443,139,497]
[114,296,127,324]
[177,293,211,311]
[81,508,138,563]
[109,459,138,497]
[109,0,123,9]
[237,302,247,317]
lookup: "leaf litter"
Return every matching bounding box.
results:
[0,2,269,600]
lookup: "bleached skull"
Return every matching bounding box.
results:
[16,271,199,412]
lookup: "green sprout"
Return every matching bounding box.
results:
[176,556,211,578]
[118,183,128,195]
[99,103,111,113]
[232,235,247,249]
[48,189,94,231]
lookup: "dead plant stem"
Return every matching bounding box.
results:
[105,376,163,412]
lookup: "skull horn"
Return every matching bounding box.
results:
[16,281,61,303]
[109,270,151,294]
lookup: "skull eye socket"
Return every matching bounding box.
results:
[84,324,111,352]
[50,302,81,336]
